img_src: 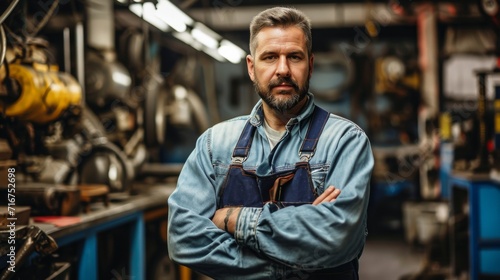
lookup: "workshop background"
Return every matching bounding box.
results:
[0,0,499,279]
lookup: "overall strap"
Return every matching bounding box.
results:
[232,121,256,162]
[299,106,330,162]
[232,106,330,162]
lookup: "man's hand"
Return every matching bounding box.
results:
[312,186,340,205]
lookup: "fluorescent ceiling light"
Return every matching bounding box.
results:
[203,47,226,62]
[218,39,246,64]
[191,22,220,49]
[172,32,203,51]
[172,32,226,62]
[129,3,169,32]
[156,0,194,33]
[129,0,246,64]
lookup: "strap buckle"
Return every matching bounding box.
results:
[231,157,246,164]
[299,152,314,162]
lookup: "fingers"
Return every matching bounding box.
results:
[324,187,341,202]
[312,186,335,205]
[312,186,341,205]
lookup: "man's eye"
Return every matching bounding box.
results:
[290,56,301,61]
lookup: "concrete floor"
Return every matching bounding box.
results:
[359,233,426,280]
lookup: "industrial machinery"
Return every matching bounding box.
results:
[0,31,90,214]
[0,1,173,278]
[0,0,209,278]
[0,0,143,214]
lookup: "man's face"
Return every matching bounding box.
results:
[247,26,314,114]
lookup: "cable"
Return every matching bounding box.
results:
[0,0,20,66]
[30,0,59,36]
[0,0,19,25]
[0,25,6,67]
[3,25,22,45]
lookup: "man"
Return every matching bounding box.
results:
[167,6,373,279]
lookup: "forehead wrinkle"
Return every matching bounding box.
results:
[254,26,306,56]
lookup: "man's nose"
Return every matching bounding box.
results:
[276,56,291,77]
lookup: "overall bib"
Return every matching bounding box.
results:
[219,106,359,279]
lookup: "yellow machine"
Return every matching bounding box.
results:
[0,61,82,123]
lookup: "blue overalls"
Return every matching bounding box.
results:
[219,106,359,279]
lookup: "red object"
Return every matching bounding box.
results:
[488,139,495,152]
[33,216,81,227]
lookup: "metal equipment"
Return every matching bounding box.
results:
[0,0,140,209]
[0,225,59,280]
[1,62,82,123]
[0,183,80,216]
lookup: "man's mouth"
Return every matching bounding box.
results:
[274,83,293,89]
[268,78,298,92]
[272,81,296,90]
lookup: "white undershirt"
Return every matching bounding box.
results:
[263,119,286,149]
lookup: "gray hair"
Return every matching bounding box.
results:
[249,7,312,56]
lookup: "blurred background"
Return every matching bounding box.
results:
[0,0,499,279]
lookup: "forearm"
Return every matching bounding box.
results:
[212,207,242,234]
[212,186,340,234]
[209,186,363,270]
[167,198,273,279]
[233,202,367,269]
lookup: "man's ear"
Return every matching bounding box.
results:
[246,54,255,81]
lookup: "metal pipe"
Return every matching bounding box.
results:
[63,27,71,74]
[86,0,115,54]
[76,21,85,103]
[0,25,6,67]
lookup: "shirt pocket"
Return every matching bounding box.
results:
[310,164,329,194]
[213,161,229,184]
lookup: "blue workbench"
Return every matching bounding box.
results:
[448,172,500,280]
[34,184,175,280]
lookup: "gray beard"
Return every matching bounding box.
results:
[254,78,310,114]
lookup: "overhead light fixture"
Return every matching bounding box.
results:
[156,0,194,33]
[127,0,246,64]
[218,40,246,64]
[129,3,169,32]
[191,22,220,49]
[203,47,226,62]
[172,32,203,51]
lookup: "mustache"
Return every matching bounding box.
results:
[268,77,299,91]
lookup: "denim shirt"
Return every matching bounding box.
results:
[167,93,374,279]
